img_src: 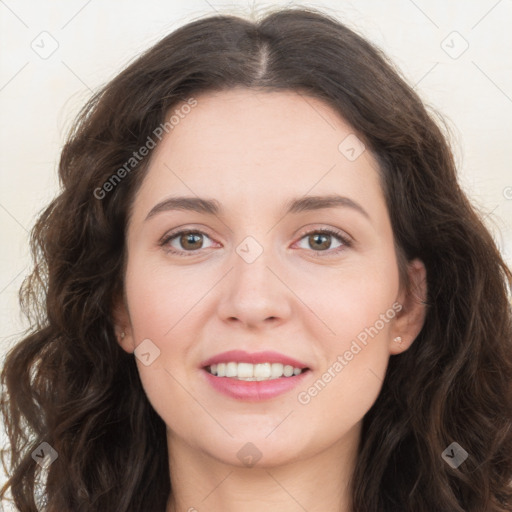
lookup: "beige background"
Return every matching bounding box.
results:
[1,0,511,505]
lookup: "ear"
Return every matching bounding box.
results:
[112,297,135,354]
[390,258,428,355]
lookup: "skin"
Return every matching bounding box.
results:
[115,88,427,512]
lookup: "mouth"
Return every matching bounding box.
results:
[204,362,309,381]
[200,350,311,401]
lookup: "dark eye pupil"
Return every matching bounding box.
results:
[181,233,202,250]
[309,233,331,250]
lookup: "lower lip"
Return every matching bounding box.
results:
[202,368,310,401]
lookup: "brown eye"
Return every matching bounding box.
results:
[296,230,347,252]
[161,230,216,254]
[308,233,332,250]
[179,232,204,250]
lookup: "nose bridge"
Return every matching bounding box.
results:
[217,233,292,326]
[234,241,270,289]
[232,233,277,301]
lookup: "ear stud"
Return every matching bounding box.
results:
[120,331,126,339]
[393,336,402,344]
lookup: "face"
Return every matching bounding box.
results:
[117,88,426,469]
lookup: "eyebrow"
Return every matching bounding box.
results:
[144,194,370,221]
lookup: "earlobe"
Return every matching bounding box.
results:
[390,258,428,355]
[112,299,135,353]
[116,329,135,353]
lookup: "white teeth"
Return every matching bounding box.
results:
[206,361,306,380]
[270,363,283,379]
[216,363,225,377]
[255,362,271,380]
[237,362,254,378]
[226,362,237,377]
[283,365,294,377]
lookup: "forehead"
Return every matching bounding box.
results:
[162,87,362,169]
[130,88,385,222]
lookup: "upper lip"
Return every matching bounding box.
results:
[201,350,310,369]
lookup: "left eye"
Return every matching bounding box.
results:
[295,230,347,252]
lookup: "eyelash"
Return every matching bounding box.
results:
[159,227,352,257]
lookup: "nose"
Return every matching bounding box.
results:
[216,241,293,330]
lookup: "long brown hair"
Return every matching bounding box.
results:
[2,7,511,511]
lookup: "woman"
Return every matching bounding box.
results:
[1,7,511,512]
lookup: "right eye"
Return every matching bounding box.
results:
[160,229,218,255]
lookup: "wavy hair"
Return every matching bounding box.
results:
[1,7,511,511]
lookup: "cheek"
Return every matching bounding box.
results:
[297,360,384,448]
[290,251,399,342]
[125,259,206,341]
[123,260,199,412]
[292,252,398,409]
[125,264,197,423]
[295,293,393,437]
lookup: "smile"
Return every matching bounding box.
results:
[205,362,306,381]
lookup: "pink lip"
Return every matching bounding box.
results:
[200,350,309,369]
[202,367,311,401]
[200,350,311,402]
